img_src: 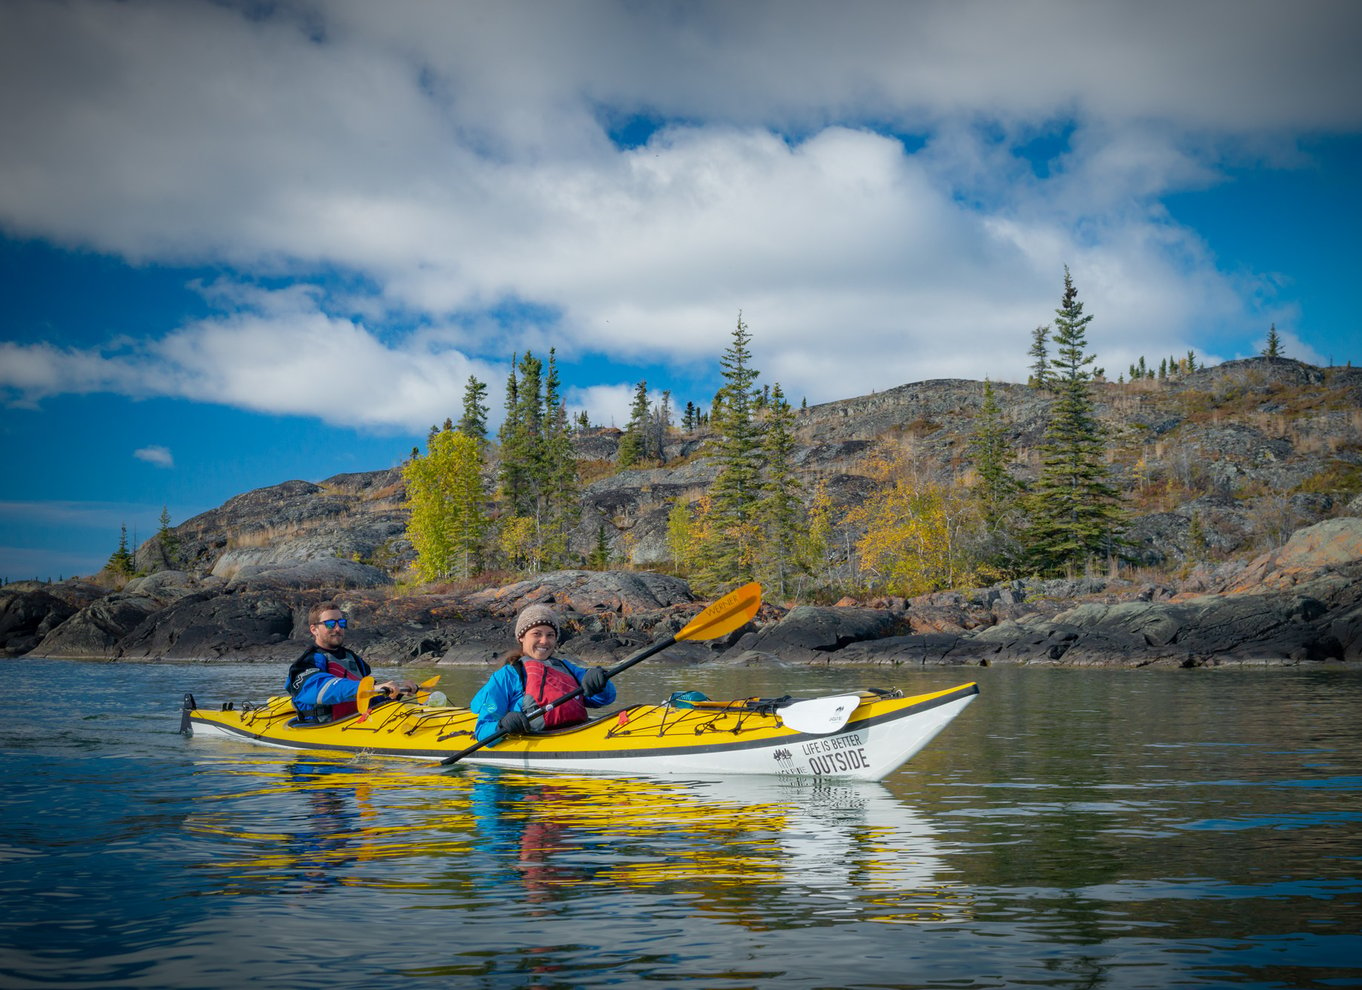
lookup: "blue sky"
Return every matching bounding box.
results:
[2,0,1360,582]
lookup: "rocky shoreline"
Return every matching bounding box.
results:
[5,517,1359,670]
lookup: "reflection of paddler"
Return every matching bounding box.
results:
[284,759,376,887]
[467,774,594,903]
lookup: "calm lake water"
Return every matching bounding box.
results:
[3,658,1360,989]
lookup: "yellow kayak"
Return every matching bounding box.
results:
[180,681,979,781]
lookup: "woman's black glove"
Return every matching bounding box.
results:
[581,666,609,695]
[498,710,532,735]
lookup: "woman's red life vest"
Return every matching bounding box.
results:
[521,658,588,728]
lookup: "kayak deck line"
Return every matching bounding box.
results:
[183,681,980,781]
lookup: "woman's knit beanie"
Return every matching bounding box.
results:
[514,604,561,641]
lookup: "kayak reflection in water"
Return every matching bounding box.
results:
[285,601,417,723]
[470,604,615,742]
[283,759,375,891]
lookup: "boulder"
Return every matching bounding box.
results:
[32,593,164,657]
[741,606,903,663]
[218,557,393,589]
[463,570,694,619]
[0,587,82,656]
[116,589,300,660]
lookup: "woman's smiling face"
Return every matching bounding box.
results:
[519,623,557,660]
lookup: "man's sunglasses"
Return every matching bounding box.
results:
[318,618,348,629]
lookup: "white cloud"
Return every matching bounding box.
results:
[566,383,637,430]
[134,445,174,468]
[0,0,1357,417]
[0,286,509,432]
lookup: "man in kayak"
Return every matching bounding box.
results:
[471,604,615,741]
[285,602,416,722]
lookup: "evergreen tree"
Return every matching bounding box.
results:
[696,312,763,591]
[969,380,1018,529]
[1027,325,1052,390]
[618,380,650,468]
[756,383,805,599]
[497,357,527,513]
[651,389,673,464]
[537,348,580,569]
[587,525,612,570]
[458,375,489,446]
[107,524,135,578]
[156,505,179,566]
[968,380,1023,576]
[1263,323,1283,358]
[403,427,489,581]
[1022,267,1125,575]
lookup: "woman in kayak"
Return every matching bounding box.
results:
[286,602,416,722]
[471,604,615,741]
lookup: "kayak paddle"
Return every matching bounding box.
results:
[356,675,441,722]
[439,581,763,766]
[773,694,864,734]
[355,676,376,719]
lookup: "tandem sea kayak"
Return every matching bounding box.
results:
[180,681,979,781]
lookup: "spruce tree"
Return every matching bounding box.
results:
[652,389,673,464]
[1028,325,1051,390]
[968,380,1023,576]
[1022,267,1125,575]
[618,381,650,468]
[969,380,1018,529]
[497,358,527,514]
[697,312,763,591]
[756,383,805,599]
[459,375,489,446]
[587,525,612,570]
[1263,323,1283,358]
[538,348,580,568]
[156,505,179,566]
[107,524,135,578]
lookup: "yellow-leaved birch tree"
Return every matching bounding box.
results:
[403,428,488,582]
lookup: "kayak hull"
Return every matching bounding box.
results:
[184,682,979,782]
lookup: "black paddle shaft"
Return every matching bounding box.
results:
[437,635,679,765]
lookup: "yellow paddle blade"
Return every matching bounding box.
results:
[675,582,762,642]
[355,675,376,718]
[412,675,440,702]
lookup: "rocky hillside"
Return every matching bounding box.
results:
[134,355,1362,578]
[2,356,1360,667]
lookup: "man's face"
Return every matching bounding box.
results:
[310,609,347,650]
[519,623,557,661]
